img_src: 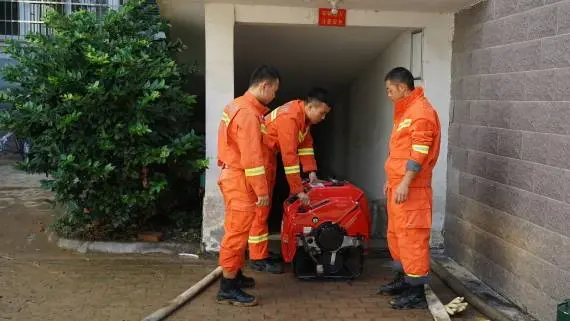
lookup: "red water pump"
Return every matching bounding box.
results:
[280,179,371,279]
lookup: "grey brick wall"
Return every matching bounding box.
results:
[448,1,570,320]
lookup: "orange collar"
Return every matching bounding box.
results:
[291,100,309,124]
[395,87,424,111]
[243,91,270,116]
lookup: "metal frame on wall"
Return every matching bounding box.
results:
[0,0,123,40]
[410,29,424,81]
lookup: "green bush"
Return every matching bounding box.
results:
[0,0,207,240]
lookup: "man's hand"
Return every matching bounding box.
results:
[309,172,319,184]
[297,192,310,205]
[256,194,270,207]
[394,181,409,204]
[394,169,417,204]
[383,182,388,197]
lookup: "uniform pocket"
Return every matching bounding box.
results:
[404,209,432,228]
[219,169,256,211]
[397,188,432,229]
[385,159,407,180]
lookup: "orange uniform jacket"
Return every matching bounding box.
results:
[385,88,441,188]
[217,92,270,201]
[263,100,317,195]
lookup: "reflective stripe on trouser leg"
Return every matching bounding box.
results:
[386,188,402,270]
[248,205,271,260]
[219,208,257,274]
[217,168,258,274]
[401,226,432,285]
[247,153,276,261]
[397,187,432,285]
[405,273,430,285]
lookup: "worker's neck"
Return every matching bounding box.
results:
[247,88,264,104]
[394,89,414,108]
[395,89,413,104]
[303,103,312,124]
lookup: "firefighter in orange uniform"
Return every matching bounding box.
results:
[377,67,441,310]
[216,65,280,307]
[246,87,332,274]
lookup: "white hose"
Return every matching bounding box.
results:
[141,266,223,321]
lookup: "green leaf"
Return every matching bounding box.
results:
[87,81,102,93]
[128,123,152,136]
[103,163,115,173]
[160,146,171,159]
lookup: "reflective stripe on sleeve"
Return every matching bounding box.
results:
[244,166,265,177]
[298,148,314,156]
[221,112,230,125]
[284,165,300,174]
[412,144,430,155]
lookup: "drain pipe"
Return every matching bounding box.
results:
[141,266,223,321]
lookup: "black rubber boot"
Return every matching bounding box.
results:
[377,272,409,295]
[216,276,258,306]
[249,258,284,274]
[390,284,427,310]
[236,269,255,289]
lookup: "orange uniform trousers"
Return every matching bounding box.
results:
[218,167,264,274]
[386,186,432,285]
[248,152,277,260]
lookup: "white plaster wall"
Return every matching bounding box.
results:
[346,31,411,200]
[422,20,453,248]
[201,3,235,252]
[201,4,453,251]
[346,26,452,247]
[344,23,452,248]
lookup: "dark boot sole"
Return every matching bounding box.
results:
[216,298,258,307]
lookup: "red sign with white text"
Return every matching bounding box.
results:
[318,8,346,27]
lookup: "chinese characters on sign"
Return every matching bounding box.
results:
[318,8,347,27]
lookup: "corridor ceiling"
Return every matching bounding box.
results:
[158,0,479,76]
[234,24,406,104]
[204,0,481,12]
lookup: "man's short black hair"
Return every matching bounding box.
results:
[249,64,281,87]
[306,87,333,108]
[384,67,415,90]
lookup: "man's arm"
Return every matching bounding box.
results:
[235,111,269,200]
[298,130,318,173]
[394,117,435,204]
[276,117,304,195]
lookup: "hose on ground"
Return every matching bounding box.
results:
[141,266,223,321]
